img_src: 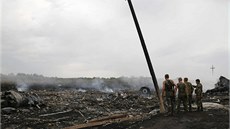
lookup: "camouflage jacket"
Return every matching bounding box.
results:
[184,82,194,95]
[195,83,203,96]
[163,79,175,97]
[177,82,187,96]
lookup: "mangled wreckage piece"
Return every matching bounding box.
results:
[26,92,44,108]
[1,90,25,107]
[139,86,151,95]
[206,76,229,94]
[202,102,229,110]
[1,90,44,108]
[1,107,17,114]
[39,109,73,117]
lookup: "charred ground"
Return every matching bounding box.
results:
[1,89,229,129]
[1,75,229,129]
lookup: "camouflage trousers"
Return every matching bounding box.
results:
[177,95,187,112]
[165,95,175,115]
[196,96,203,111]
[187,95,192,111]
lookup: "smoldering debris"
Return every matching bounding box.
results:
[1,75,229,129]
[1,90,159,129]
[1,90,45,108]
[1,73,154,92]
[1,88,229,129]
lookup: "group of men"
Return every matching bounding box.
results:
[162,74,203,115]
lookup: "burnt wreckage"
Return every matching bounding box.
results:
[1,90,44,110]
[206,76,229,94]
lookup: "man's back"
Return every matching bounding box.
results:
[185,82,193,95]
[177,82,186,96]
[195,83,203,96]
[163,79,175,97]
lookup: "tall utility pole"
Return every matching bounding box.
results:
[126,0,165,113]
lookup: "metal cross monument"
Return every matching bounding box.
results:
[210,65,215,75]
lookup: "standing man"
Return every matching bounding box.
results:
[176,77,188,113]
[184,77,194,111]
[162,74,176,115]
[194,79,203,111]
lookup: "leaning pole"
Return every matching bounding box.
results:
[126,0,165,113]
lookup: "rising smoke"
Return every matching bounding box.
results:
[0,73,156,92]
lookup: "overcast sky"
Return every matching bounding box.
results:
[1,0,229,83]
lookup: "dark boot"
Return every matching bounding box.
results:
[200,105,203,111]
[197,107,200,111]
[189,107,192,112]
[189,104,192,111]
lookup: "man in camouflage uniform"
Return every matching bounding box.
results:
[184,77,194,111]
[194,79,203,111]
[162,74,176,115]
[176,77,187,113]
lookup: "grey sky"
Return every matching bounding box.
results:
[1,0,229,84]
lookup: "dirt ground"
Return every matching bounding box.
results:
[1,90,229,129]
[100,108,229,129]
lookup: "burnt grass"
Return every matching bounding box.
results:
[1,90,229,129]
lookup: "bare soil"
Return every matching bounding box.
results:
[100,109,229,129]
